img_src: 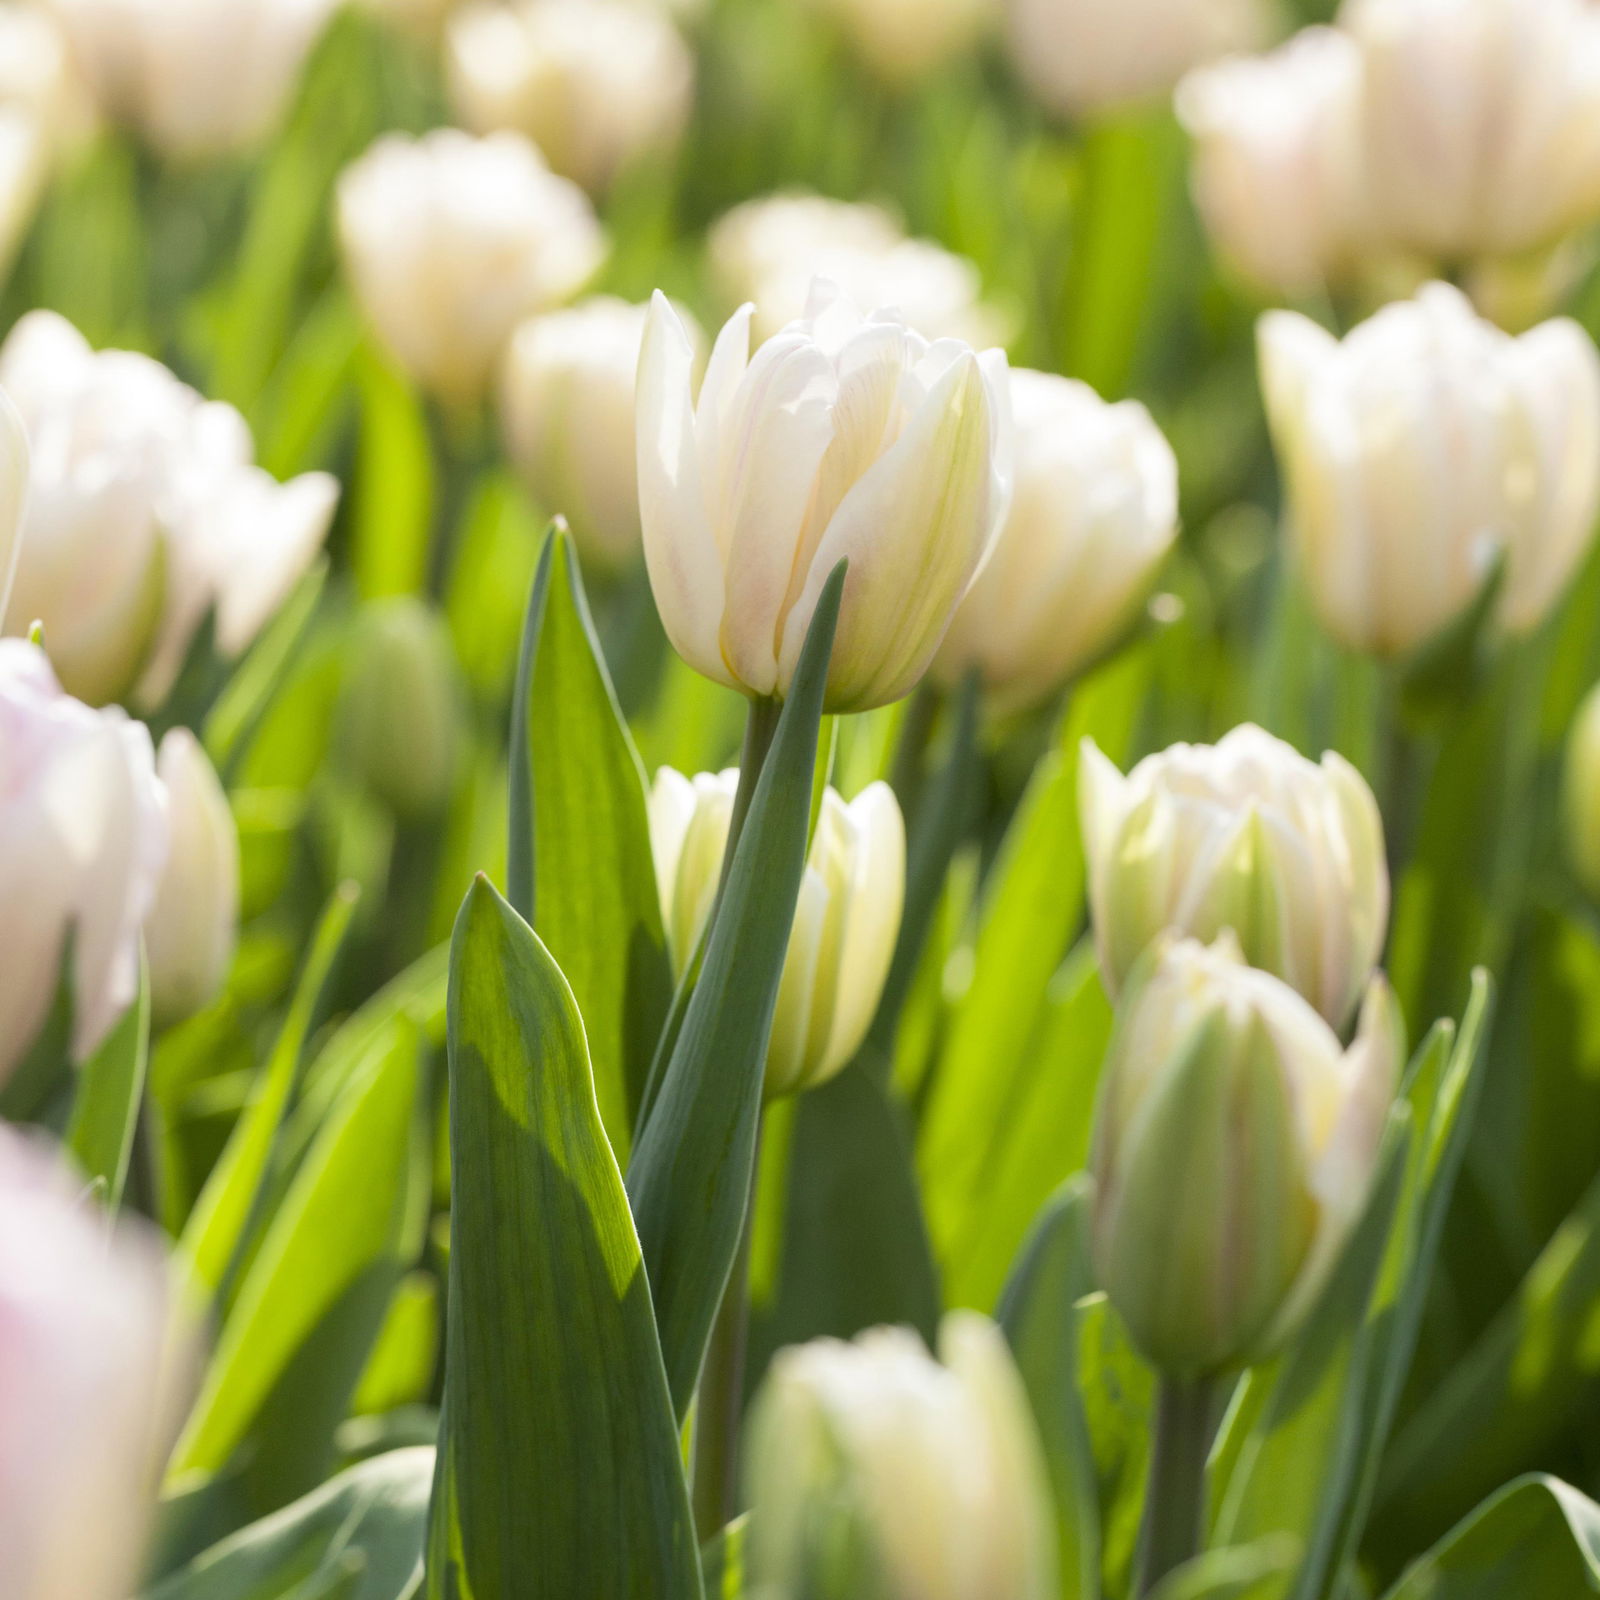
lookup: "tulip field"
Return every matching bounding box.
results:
[9,0,1600,1596]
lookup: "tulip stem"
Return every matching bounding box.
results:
[1137,1375,1216,1596]
[719,697,784,892]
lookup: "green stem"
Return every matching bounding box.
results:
[719,697,784,893]
[888,680,941,822]
[1137,1375,1216,1597]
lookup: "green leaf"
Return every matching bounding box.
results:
[426,878,701,1600]
[507,525,672,1161]
[701,1515,750,1599]
[626,565,844,1419]
[1149,1541,1301,1600]
[352,344,435,602]
[66,951,149,1209]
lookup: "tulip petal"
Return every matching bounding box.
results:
[0,385,27,626]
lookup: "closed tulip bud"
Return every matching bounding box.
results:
[0,1127,196,1600]
[1178,29,1371,298]
[1563,682,1600,901]
[1259,284,1600,657]
[338,130,605,408]
[446,0,694,196]
[0,640,168,1090]
[649,769,904,1096]
[1080,724,1388,1030]
[0,311,338,709]
[1346,0,1600,263]
[0,5,94,150]
[933,368,1178,713]
[43,0,337,161]
[637,282,1012,712]
[1003,0,1268,119]
[746,1313,1057,1600]
[808,0,993,87]
[144,729,237,1027]
[1091,936,1401,1376]
[708,193,1010,349]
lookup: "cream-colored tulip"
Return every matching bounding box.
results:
[934,368,1177,712]
[709,192,1010,349]
[0,380,25,613]
[144,729,238,1027]
[649,769,904,1096]
[1003,0,1269,118]
[1080,723,1389,1030]
[1259,283,1600,657]
[1178,28,1371,297]
[809,0,994,86]
[0,640,168,1088]
[637,282,1012,712]
[1091,935,1401,1375]
[447,0,694,195]
[43,0,337,161]
[1345,0,1600,263]
[0,311,338,708]
[337,128,605,405]
[746,1313,1057,1600]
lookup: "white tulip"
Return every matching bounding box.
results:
[1178,29,1371,297]
[649,769,904,1096]
[337,128,606,405]
[747,1313,1057,1600]
[0,640,167,1088]
[42,0,337,161]
[0,380,25,613]
[1080,723,1389,1029]
[934,368,1177,712]
[144,729,237,1027]
[0,1126,196,1600]
[809,0,994,86]
[447,0,694,195]
[1345,0,1600,262]
[637,281,1012,712]
[0,311,339,708]
[0,4,94,152]
[1003,0,1269,118]
[1259,283,1600,656]
[709,192,1010,348]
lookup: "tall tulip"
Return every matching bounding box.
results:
[636,281,1012,712]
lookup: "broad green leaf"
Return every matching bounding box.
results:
[626,566,844,1419]
[426,879,701,1600]
[508,526,672,1160]
[66,952,149,1209]
[354,1272,440,1417]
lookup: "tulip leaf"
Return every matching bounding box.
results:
[1147,1540,1301,1600]
[626,565,844,1419]
[352,343,435,602]
[66,949,150,1210]
[426,878,701,1600]
[701,1515,750,1599]
[507,524,672,1162]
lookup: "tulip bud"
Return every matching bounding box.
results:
[0,310,338,708]
[337,128,606,407]
[1259,284,1600,657]
[746,1313,1057,1600]
[637,281,1012,712]
[339,598,463,821]
[0,379,24,609]
[649,769,904,1096]
[0,4,94,152]
[1080,724,1388,1030]
[1091,936,1401,1376]
[43,0,338,161]
[0,639,168,1090]
[1178,29,1371,299]
[446,0,694,196]
[144,729,238,1027]
[1002,0,1268,119]
[933,368,1178,713]
[1564,682,1600,901]
[808,0,993,88]
[708,192,1010,349]
[0,1126,196,1600]
[1346,0,1600,263]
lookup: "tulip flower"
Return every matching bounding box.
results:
[0,311,339,709]
[144,729,237,1028]
[1091,935,1401,1376]
[1259,283,1600,658]
[0,1126,195,1600]
[746,1313,1057,1600]
[649,769,904,1096]
[1178,28,1371,298]
[446,0,694,196]
[1346,0,1600,263]
[809,0,993,88]
[636,281,1012,712]
[1080,724,1389,1030]
[0,639,168,1090]
[933,368,1178,712]
[1003,0,1268,119]
[42,0,338,161]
